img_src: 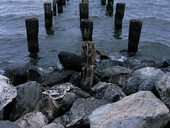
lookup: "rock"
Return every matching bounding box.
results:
[56,98,109,127]
[16,111,48,128]
[156,72,170,109]
[72,86,91,98]
[42,123,64,128]
[6,81,42,121]
[123,67,164,95]
[0,75,17,111]
[0,120,21,128]
[41,70,74,87]
[27,66,41,82]
[89,91,170,128]
[96,65,132,85]
[4,63,29,85]
[35,96,60,121]
[69,72,81,87]
[162,59,170,67]
[0,109,3,119]
[61,92,76,111]
[91,82,126,102]
[58,51,82,71]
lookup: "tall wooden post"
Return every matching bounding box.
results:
[128,19,143,53]
[81,19,93,41]
[106,0,114,16]
[62,0,66,5]
[115,3,125,30]
[81,41,96,91]
[101,0,106,5]
[57,0,63,13]
[79,3,89,26]
[53,0,57,16]
[25,18,39,53]
[44,3,53,29]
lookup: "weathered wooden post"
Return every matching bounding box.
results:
[53,0,57,16]
[128,19,143,53]
[101,0,106,5]
[81,19,93,41]
[115,3,125,30]
[82,0,88,3]
[62,0,66,5]
[106,0,114,16]
[25,18,39,53]
[57,0,63,13]
[79,2,89,26]
[81,41,96,91]
[44,2,52,29]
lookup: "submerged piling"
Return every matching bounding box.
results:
[128,19,143,53]
[25,18,39,53]
[115,3,125,30]
[81,41,96,91]
[81,19,93,41]
[57,0,63,13]
[101,0,106,5]
[53,0,57,16]
[44,3,52,29]
[106,0,114,16]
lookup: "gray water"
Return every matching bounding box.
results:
[0,0,170,69]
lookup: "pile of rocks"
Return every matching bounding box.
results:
[0,51,170,128]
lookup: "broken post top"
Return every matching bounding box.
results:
[130,19,143,29]
[44,2,51,13]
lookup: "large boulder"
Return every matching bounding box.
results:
[42,123,64,128]
[16,111,48,128]
[89,91,170,128]
[96,65,132,85]
[58,51,82,71]
[6,81,42,121]
[0,75,17,111]
[156,72,170,109]
[54,98,108,127]
[91,82,126,102]
[0,120,21,128]
[123,67,164,94]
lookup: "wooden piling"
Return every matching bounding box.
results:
[106,0,114,16]
[53,0,57,16]
[25,18,39,53]
[62,0,66,5]
[79,3,89,24]
[57,0,63,13]
[82,0,88,3]
[128,19,143,53]
[115,3,125,30]
[44,3,52,29]
[81,41,96,91]
[81,19,93,41]
[101,0,106,5]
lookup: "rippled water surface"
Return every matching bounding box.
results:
[0,0,170,69]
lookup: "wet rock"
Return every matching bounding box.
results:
[27,66,41,82]
[7,81,42,121]
[41,70,74,87]
[72,86,91,98]
[61,92,76,112]
[56,98,108,127]
[4,63,29,86]
[16,111,48,128]
[123,67,164,95]
[69,72,81,87]
[58,51,82,71]
[162,59,170,67]
[0,109,3,119]
[42,123,64,128]
[0,120,21,128]
[35,96,60,121]
[156,72,170,109]
[89,91,170,128]
[96,65,132,85]
[0,75,17,111]
[91,82,126,102]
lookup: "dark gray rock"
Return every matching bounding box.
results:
[58,51,82,71]
[16,111,48,128]
[156,72,170,109]
[69,72,81,87]
[42,123,64,128]
[56,98,109,127]
[35,96,60,121]
[41,70,74,87]
[27,66,41,82]
[92,82,126,102]
[89,91,170,128]
[0,120,21,128]
[7,81,42,121]
[62,92,76,111]
[96,65,132,85]
[0,109,3,119]
[123,67,164,95]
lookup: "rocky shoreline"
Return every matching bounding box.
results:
[0,50,170,128]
